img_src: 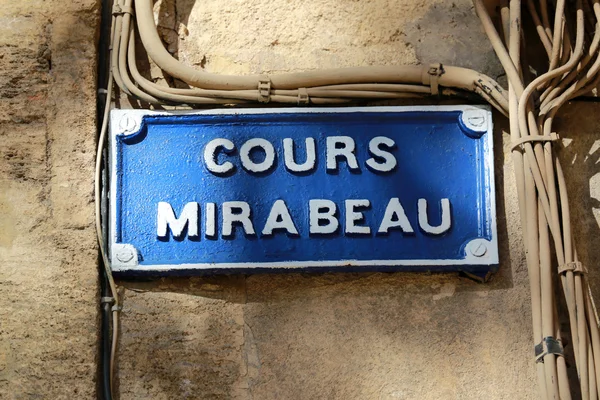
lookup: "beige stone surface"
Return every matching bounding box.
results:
[0,0,100,397]
[152,0,503,85]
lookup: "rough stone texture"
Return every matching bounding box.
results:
[554,104,600,298]
[0,0,100,398]
[3,0,600,399]
[173,0,502,78]
[152,0,503,86]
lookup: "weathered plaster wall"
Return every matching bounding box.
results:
[2,0,600,399]
[0,0,100,397]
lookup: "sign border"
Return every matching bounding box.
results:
[109,105,498,275]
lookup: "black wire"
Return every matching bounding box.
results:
[97,0,112,109]
[101,277,113,400]
[97,0,114,399]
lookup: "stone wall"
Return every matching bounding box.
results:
[2,0,600,399]
[0,0,100,397]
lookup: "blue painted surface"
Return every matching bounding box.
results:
[111,108,496,276]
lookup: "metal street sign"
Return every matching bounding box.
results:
[109,106,498,279]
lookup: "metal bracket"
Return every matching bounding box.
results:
[258,77,271,103]
[558,261,587,275]
[535,336,564,363]
[510,132,559,151]
[297,88,309,105]
[112,3,134,16]
[421,63,444,96]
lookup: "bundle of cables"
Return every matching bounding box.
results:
[96,0,600,398]
[473,1,600,398]
[108,0,510,109]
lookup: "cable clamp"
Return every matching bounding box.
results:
[558,261,587,275]
[101,296,115,304]
[98,88,108,95]
[297,88,309,105]
[112,4,134,16]
[112,304,123,312]
[258,76,271,103]
[535,336,564,363]
[421,63,444,96]
[510,133,559,151]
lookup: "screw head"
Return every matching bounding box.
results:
[467,115,485,127]
[461,110,488,134]
[116,248,135,263]
[467,239,488,257]
[119,115,138,135]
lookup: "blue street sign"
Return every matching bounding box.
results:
[109,106,497,279]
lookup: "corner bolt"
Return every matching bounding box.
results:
[461,110,488,133]
[119,114,139,135]
[467,239,488,258]
[116,247,135,263]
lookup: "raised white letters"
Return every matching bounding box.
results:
[345,199,370,234]
[309,199,339,234]
[166,137,456,239]
[156,198,452,239]
[240,138,276,173]
[283,138,316,173]
[326,136,359,172]
[262,200,298,235]
[222,201,255,237]
[204,138,235,175]
[418,198,451,234]
[202,136,403,175]
[366,136,397,172]
[378,198,414,233]
[205,202,216,238]
[157,202,199,239]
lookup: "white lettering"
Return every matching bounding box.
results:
[326,136,359,172]
[366,136,397,172]
[418,198,451,235]
[309,199,339,234]
[205,202,216,238]
[204,138,235,175]
[378,198,414,233]
[262,200,299,235]
[240,138,276,173]
[222,201,255,237]
[283,138,316,173]
[156,202,199,239]
[345,199,370,234]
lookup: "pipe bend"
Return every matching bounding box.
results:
[134,0,508,110]
[135,0,432,91]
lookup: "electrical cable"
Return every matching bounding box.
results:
[103,0,511,113]
[473,0,600,398]
[97,57,119,400]
[97,1,115,399]
[101,276,113,400]
[97,1,120,398]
